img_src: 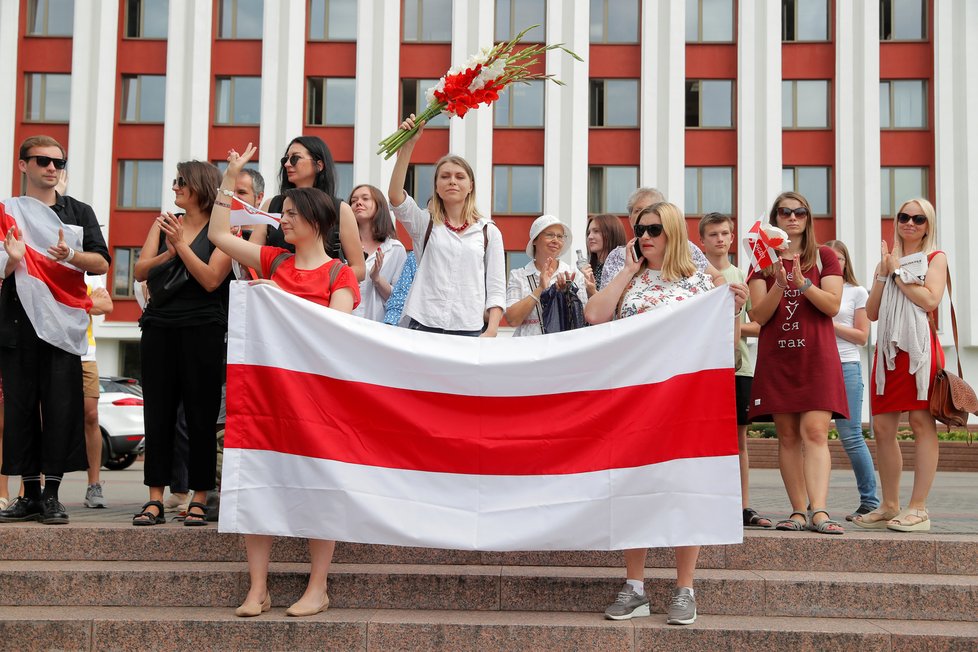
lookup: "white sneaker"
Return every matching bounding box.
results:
[84,483,108,508]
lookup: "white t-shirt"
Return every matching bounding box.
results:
[834,283,869,363]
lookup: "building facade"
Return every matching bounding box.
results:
[1,0,977,386]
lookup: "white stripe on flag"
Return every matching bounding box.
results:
[219,448,742,551]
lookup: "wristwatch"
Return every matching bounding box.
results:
[892,268,902,279]
[800,278,813,292]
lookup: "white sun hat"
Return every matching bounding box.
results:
[525,214,572,258]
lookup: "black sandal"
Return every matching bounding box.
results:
[743,507,773,528]
[183,501,208,527]
[132,500,165,526]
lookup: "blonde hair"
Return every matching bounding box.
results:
[824,239,859,286]
[429,154,481,227]
[892,197,937,257]
[635,202,696,282]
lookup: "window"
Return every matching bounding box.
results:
[782,80,830,128]
[309,0,357,41]
[782,166,830,215]
[494,80,544,127]
[686,0,734,43]
[401,80,449,127]
[685,80,733,128]
[124,0,168,38]
[496,0,545,42]
[120,341,142,381]
[118,160,163,209]
[335,162,353,199]
[880,80,926,129]
[25,73,71,122]
[685,167,734,215]
[26,0,73,36]
[215,76,262,125]
[506,251,531,278]
[493,165,543,214]
[589,79,639,127]
[307,78,355,126]
[120,75,166,123]
[881,167,927,216]
[588,166,638,214]
[781,0,829,41]
[218,0,263,39]
[214,160,260,174]
[403,0,452,42]
[112,247,140,298]
[880,0,926,41]
[405,164,435,209]
[590,0,638,43]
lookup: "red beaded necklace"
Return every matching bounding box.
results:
[444,220,469,233]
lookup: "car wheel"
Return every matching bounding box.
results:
[104,453,138,471]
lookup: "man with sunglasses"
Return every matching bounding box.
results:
[0,135,110,525]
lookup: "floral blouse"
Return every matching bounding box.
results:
[618,269,714,319]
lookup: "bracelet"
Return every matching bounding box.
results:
[65,247,75,262]
[774,279,787,289]
[215,200,232,208]
[217,188,234,197]
[876,274,888,283]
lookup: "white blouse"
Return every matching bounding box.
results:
[391,194,506,331]
[506,260,589,337]
[354,238,408,322]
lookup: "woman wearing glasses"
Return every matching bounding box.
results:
[133,161,233,527]
[747,191,847,535]
[388,115,505,336]
[586,202,748,626]
[249,136,365,282]
[505,215,588,337]
[854,199,946,532]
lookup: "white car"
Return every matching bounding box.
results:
[98,376,145,470]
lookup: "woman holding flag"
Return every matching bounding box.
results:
[586,201,748,626]
[209,143,360,618]
[747,191,847,535]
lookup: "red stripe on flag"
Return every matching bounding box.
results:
[225,364,737,475]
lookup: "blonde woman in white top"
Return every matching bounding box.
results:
[388,115,505,336]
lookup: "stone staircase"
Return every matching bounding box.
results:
[0,525,977,650]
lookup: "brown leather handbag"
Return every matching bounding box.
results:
[927,270,978,430]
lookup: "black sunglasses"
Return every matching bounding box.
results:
[634,223,664,238]
[172,177,187,188]
[25,155,67,170]
[897,212,927,226]
[281,153,312,167]
[776,206,809,218]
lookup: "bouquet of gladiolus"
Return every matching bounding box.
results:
[377,25,583,159]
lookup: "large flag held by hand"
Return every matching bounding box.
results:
[0,196,91,355]
[220,283,742,551]
[229,196,281,229]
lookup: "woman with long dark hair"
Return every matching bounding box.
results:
[747,191,847,535]
[580,213,626,296]
[349,184,406,321]
[250,136,365,282]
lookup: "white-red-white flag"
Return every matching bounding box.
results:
[742,219,789,273]
[219,283,742,551]
[230,196,281,229]
[0,196,91,355]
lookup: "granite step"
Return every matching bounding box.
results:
[1,561,976,622]
[2,524,976,575]
[0,607,976,652]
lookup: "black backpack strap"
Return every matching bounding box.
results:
[328,260,343,290]
[266,252,294,279]
[421,217,434,258]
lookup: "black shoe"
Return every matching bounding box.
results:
[846,504,875,522]
[39,496,69,525]
[0,496,43,522]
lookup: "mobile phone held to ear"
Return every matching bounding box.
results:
[633,238,643,261]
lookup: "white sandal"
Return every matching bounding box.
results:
[887,508,930,532]
[0,497,8,511]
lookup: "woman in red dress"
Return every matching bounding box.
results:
[854,198,946,532]
[747,191,847,534]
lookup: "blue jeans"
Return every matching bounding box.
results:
[835,361,879,509]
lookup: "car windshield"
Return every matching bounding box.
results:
[99,379,143,397]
